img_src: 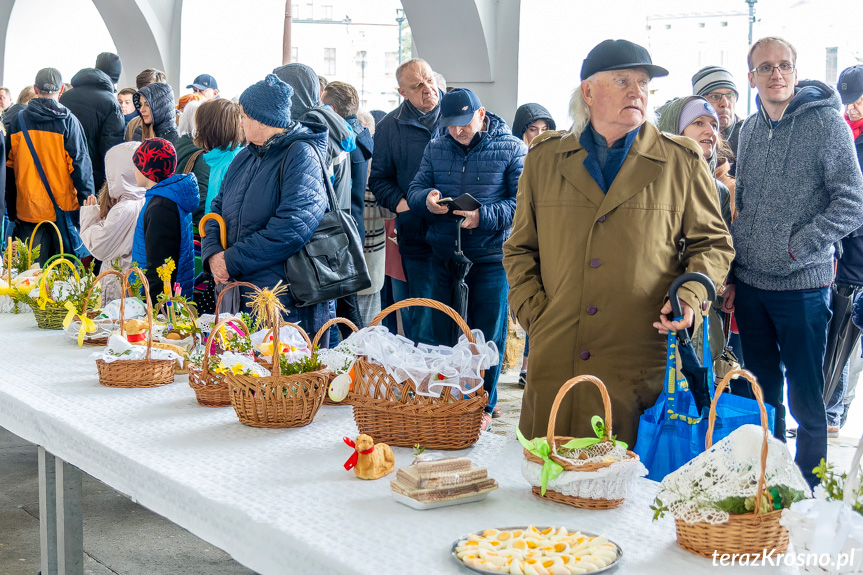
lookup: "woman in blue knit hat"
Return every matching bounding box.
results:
[200,74,334,335]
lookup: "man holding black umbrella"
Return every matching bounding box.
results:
[407,88,526,431]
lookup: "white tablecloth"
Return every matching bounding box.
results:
[0,314,795,574]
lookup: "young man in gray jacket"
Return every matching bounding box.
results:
[722,37,863,488]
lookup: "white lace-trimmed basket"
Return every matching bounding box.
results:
[781,435,863,574]
[521,375,646,509]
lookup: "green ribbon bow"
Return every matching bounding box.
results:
[517,416,628,497]
[516,428,563,496]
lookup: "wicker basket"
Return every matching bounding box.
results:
[674,369,789,558]
[154,296,200,374]
[349,298,487,450]
[95,268,175,388]
[29,255,86,330]
[523,375,640,509]
[188,314,255,407]
[312,317,358,406]
[72,269,131,346]
[226,310,328,428]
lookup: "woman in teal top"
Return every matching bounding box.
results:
[194,99,244,212]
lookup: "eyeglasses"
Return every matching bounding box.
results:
[705,92,737,104]
[751,63,795,77]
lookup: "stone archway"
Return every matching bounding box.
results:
[400,0,521,122]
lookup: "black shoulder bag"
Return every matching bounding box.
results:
[282,142,371,306]
[17,110,88,258]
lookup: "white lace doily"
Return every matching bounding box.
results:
[658,424,811,525]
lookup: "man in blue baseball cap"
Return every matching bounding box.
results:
[407,88,527,431]
[186,74,219,100]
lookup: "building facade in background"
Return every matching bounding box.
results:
[289,0,409,112]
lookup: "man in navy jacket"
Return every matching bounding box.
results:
[407,88,527,430]
[368,58,443,344]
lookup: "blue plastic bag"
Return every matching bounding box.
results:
[633,313,775,481]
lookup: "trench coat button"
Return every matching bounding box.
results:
[597,215,607,223]
[586,305,598,315]
[590,258,601,268]
[579,350,591,360]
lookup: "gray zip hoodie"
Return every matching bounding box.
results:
[731,80,863,291]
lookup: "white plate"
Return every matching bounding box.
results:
[392,490,492,510]
[451,527,623,574]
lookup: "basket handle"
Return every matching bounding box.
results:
[28,220,64,264]
[80,269,128,317]
[203,316,252,376]
[546,375,614,448]
[123,267,157,360]
[199,213,227,250]
[156,296,200,345]
[213,281,259,325]
[37,257,81,308]
[312,317,358,349]
[369,297,475,344]
[43,253,84,274]
[708,369,770,517]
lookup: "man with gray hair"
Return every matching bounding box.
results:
[504,39,734,445]
[369,58,444,344]
[692,65,742,174]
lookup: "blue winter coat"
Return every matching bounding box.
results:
[406,112,527,263]
[346,115,373,241]
[132,173,199,297]
[200,122,332,334]
[368,97,446,257]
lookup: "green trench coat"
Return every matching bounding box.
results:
[503,121,734,445]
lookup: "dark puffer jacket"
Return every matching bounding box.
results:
[406,112,526,263]
[132,83,179,144]
[368,97,446,257]
[201,123,331,332]
[59,68,125,191]
[837,132,863,288]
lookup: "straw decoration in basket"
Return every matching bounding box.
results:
[349,297,487,450]
[31,256,83,330]
[674,368,789,558]
[95,268,175,388]
[522,375,640,510]
[70,269,128,346]
[312,317,358,406]
[225,285,328,428]
[188,281,259,407]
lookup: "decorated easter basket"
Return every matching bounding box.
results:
[71,269,133,347]
[29,254,93,330]
[521,375,643,510]
[673,369,790,558]
[154,296,200,374]
[349,298,487,450]
[0,239,40,313]
[95,268,175,388]
[225,286,329,428]
[188,282,259,407]
[312,317,358,406]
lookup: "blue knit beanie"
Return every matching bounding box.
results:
[239,74,294,128]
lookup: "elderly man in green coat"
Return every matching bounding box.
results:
[504,39,734,445]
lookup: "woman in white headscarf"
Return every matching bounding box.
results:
[79,141,146,302]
